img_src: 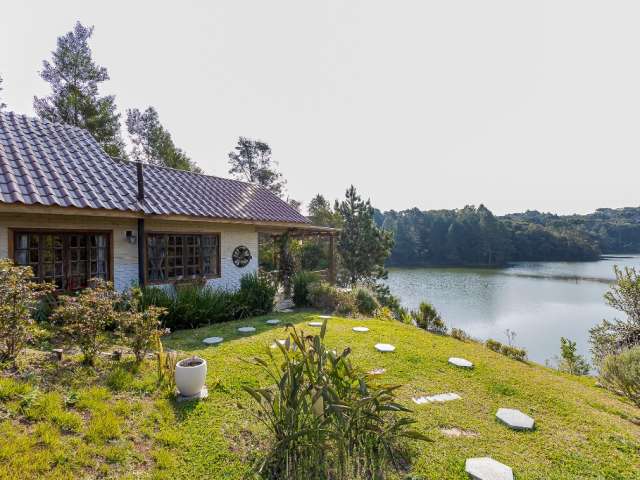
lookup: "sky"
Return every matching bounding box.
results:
[1,1,639,216]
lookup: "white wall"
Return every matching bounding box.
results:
[0,213,258,291]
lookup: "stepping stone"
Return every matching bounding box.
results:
[449,357,474,368]
[375,343,396,352]
[412,392,461,404]
[368,368,386,375]
[318,315,332,319]
[265,319,281,325]
[202,336,223,345]
[308,321,323,327]
[280,308,294,312]
[177,387,209,402]
[238,326,256,333]
[496,408,535,431]
[465,457,513,480]
[271,339,288,348]
[352,326,369,332]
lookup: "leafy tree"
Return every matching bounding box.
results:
[337,186,394,286]
[0,74,6,110]
[308,194,342,228]
[590,266,640,365]
[228,137,285,196]
[126,106,201,172]
[33,22,126,158]
[557,337,590,375]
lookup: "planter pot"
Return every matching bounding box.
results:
[175,356,207,397]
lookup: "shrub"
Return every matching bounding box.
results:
[236,273,277,317]
[374,306,396,321]
[451,328,470,342]
[558,337,590,375]
[0,259,54,361]
[411,302,447,334]
[600,346,640,407]
[500,344,528,362]
[292,271,320,307]
[354,288,380,316]
[119,288,167,363]
[242,322,426,479]
[590,266,640,366]
[335,290,358,317]
[52,279,119,366]
[307,281,339,312]
[486,339,503,352]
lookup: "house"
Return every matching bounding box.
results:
[0,112,336,291]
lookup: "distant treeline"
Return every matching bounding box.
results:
[378,205,640,267]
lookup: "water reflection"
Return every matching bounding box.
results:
[385,255,640,365]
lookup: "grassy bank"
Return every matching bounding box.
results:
[1,313,639,479]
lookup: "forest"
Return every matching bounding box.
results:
[379,205,640,267]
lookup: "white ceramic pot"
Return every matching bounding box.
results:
[175,357,207,397]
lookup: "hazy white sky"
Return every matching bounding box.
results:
[1,1,638,215]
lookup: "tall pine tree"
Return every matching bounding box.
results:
[126,107,201,172]
[33,22,126,158]
[337,186,394,286]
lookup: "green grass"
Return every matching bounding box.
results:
[1,312,640,479]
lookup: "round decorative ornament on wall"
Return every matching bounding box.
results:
[232,245,252,268]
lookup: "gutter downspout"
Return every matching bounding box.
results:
[136,162,145,287]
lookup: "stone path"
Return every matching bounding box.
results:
[238,326,256,333]
[449,357,474,368]
[465,457,513,480]
[496,408,535,431]
[202,336,223,345]
[352,326,369,332]
[375,343,396,352]
[412,392,461,404]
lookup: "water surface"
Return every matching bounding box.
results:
[385,255,640,365]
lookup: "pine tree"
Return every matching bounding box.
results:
[337,185,394,286]
[228,137,285,196]
[33,22,126,158]
[126,107,201,172]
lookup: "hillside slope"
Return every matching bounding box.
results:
[163,313,640,480]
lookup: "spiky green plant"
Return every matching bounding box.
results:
[241,320,427,479]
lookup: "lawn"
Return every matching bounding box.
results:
[1,312,640,479]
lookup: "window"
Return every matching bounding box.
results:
[13,231,110,290]
[147,233,219,282]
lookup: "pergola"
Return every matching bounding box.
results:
[258,225,340,285]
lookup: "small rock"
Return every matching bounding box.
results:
[449,357,474,368]
[496,408,535,431]
[238,327,256,333]
[367,368,386,375]
[413,392,461,404]
[203,336,223,345]
[375,343,396,352]
[465,457,513,480]
[352,326,369,332]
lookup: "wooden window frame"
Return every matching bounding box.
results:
[8,228,114,291]
[144,232,221,285]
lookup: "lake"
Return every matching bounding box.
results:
[385,255,640,365]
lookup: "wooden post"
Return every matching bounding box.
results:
[328,234,337,285]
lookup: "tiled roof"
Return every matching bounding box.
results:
[0,112,309,224]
